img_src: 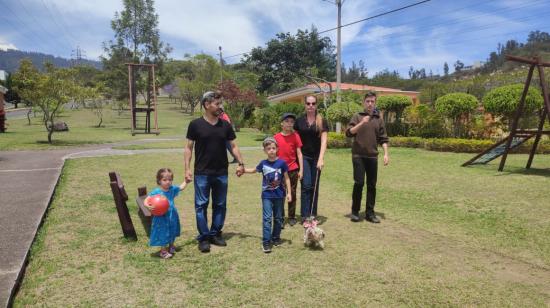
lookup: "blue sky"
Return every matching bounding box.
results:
[1,0,549,77]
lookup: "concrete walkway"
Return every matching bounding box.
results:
[0,138,219,307]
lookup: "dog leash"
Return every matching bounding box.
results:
[309,167,321,219]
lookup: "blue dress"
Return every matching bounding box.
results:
[149,185,181,247]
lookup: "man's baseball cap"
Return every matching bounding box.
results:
[201,91,222,103]
[280,112,296,121]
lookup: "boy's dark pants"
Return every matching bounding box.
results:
[351,157,378,216]
[282,169,299,219]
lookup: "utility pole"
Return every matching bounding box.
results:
[218,46,223,84]
[336,0,342,103]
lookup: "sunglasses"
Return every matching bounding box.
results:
[305,102,316,106]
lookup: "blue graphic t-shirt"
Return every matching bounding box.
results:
[255,158,289,199]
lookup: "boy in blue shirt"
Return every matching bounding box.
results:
[243,137,291,253]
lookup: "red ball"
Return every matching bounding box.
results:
[149,195,169,216]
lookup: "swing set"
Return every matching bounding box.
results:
[463,55,550,171]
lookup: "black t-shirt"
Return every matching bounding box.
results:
[294,116,329,158]
[186,117,236,175]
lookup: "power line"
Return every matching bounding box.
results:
[222,0,431,61]
[318,0,431,34]
[40,0,79,45]
[0,2,59,53]
[342,8,550,53]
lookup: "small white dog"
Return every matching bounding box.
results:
[303,217,325,249]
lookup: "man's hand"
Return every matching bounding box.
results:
[236,164,245,177]
[361,115,370,125]
[298,170,303,180]
[383,154,389,166]
[286,193,292,203]
[185,169,193,182]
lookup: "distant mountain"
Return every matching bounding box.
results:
[0,49,102,72]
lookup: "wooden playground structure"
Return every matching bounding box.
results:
[463,55,550,171]
[127,63,159,135]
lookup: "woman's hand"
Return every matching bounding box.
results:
[316,158,324,170]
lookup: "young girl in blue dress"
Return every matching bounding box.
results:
[144,168,189,259]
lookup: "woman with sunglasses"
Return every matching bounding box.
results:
[293,95,328,222]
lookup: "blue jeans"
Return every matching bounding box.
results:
[194,175,228,241]
[301,156,321,219]
[262,198,283,244]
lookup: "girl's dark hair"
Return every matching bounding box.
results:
[304,95,324,137]
[156,168,174,185]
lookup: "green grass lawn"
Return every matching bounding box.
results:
[0,97,194,150]
[14,147,550,306]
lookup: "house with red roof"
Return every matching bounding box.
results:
[267,82,420,104]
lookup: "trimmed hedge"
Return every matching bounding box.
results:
[327,132,550,154]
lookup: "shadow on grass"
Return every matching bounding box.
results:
[465,163,550,178]
[499,167,550,178]
[343,211,386,222]
[223,231,262,241]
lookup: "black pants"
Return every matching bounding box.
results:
[351,157,378,216]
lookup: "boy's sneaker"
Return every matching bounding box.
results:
[366,214,380,223]
[272,238,283,246]
[350,213,360,222]
[198,240,211,253]
[262,243,272,253]
[159,250,173,259]
[288,218,297,226]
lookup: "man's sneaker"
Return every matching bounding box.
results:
[350,213,360,222]
[198,240,211,253]
[210,235,227,246]
[272,238,283,246]
[262,243,272,253]
[288,218,297,226]
[366,215,380,223]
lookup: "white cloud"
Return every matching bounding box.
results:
[0,36,17,50]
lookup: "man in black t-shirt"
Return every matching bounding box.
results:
[184,91,245,253]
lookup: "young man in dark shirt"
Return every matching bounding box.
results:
[184,91,245,253]
[346,91,389,223]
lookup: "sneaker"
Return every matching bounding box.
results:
[198,240,211,253]
[168,245,176,254]
[210,235,227,246]
[366,215,380,223]
[262,243,272,253]
[159,250,173,259]
[288,218,297,226]
[272,238,283,246]
[350,213,360,222]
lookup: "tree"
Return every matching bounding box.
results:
[216,79,260,130]
[243,27,336,94]
[376,95,413,124]
[3,73,21,108]
[176,54,222,114]
[454,60,464,73]
[101,0,171,101]
[443,62,449,76]
[435,92,478,137]
[326,101,362,126]
[12,60,90,143]
[482,84,543,131]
